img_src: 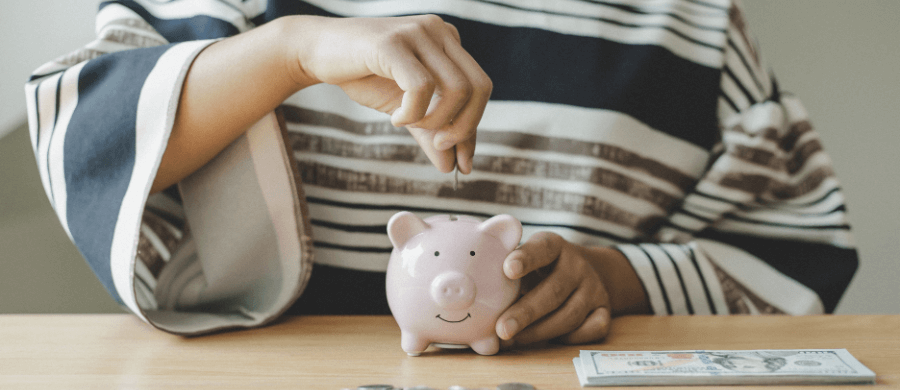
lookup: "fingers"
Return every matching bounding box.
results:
[430,37,491,155]
[504,232,564,280]
[496,235,613,347]
[403,28,472,130]
[379,15,489,173]
[321,15,488,173]
[405,124,475,174]
[377,42,436,127]
[499,279,612,346]
[557,306,612,345]
[496,232,569,340]
[428,20,490,174]
[406,125,457,173]
[455,136,476,174]
[496,270,580,342]
[444,22,461,43]
[519,278,611,345]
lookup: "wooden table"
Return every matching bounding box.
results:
[0,314,897,389]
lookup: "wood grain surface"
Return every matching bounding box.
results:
[0,314,897,389]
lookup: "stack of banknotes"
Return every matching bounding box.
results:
[573,349,875,386]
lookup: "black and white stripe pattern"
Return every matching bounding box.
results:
[646,3,856,314]
[300,0,729,66]
[277,0,856,315]
[617,243,726,315]
[664,98,853,248]
[281,79,711,271]
[24,0,859,335]
[134,190,187,311]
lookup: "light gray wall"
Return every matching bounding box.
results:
[0,0,122,313]
[1,1,898,314]
[741,0,900,314]
[0,1,99,138]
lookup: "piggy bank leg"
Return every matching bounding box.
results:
[469,336,500,356]
[401,332,430,357]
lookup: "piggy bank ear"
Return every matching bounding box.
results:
[387,211,430,248]
[477,214,522,252]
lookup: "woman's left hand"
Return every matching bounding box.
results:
[495,232,649,347]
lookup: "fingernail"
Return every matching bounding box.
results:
[433,131,455,150]
[390,109,410,127]
[505,259,523,278]
[502,318,519,339]
[435,139,454,151]
[458,154,472,174]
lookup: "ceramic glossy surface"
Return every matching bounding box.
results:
[385,212,522,356]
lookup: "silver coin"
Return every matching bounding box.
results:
[497,383,536,390]
[357,385,395,390]
[449,387,493,390]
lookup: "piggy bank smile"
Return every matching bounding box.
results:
[436,313,472,323]
[385,212,522,356]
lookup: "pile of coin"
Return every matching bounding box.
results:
[350,383,536,390]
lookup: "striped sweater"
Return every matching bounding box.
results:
[25,0,858,334]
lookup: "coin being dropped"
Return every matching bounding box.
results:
[454,165,459,191]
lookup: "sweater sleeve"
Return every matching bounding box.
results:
[614,1,858,315]
[24,0,313,335]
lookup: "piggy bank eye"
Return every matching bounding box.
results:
[470,251,476,256]
[434,251,440,257]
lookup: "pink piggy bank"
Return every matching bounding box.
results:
[385,212,522,356]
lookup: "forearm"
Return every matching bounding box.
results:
[151,17,315,193]
[152,14,489,193]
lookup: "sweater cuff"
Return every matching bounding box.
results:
[615,243,728,315]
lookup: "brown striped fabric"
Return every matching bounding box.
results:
[786,139,824,174]
[779,120,814,152]
[472,156,682,211]
[771,166,835,200]
[728,144,780,169]
[289,131,682,211]
[100,28,167,48]
[297,161,666,232]
[478,132,698,191]
[288,132,428,164]
[711,261,785,314]
[710,165,834,200]
[282,105,404,136]
[728,123,781,142]
[284,106,698,191]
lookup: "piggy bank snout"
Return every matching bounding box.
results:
[430,271,476,310]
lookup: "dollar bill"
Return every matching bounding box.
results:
[573,349,875,386]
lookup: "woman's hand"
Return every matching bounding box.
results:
[495,232,650,347]
[283,15,491,174]
[156,14,489,193]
